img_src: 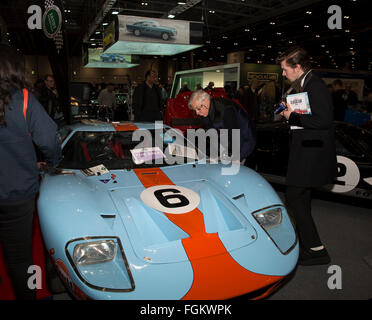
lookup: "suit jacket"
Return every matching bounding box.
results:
[132,82,162,121]
[286,72,337,187]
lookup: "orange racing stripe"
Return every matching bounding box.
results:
[133,168,283,299]
[112,122,138,131]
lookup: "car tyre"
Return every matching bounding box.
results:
[161,32,170,41]
[134,29,141,36]
[45,254,67,294]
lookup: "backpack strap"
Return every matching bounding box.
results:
[23,88,28,120]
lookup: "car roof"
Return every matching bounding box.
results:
[66,120,171,132]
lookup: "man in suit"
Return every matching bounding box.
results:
[276,46,337,266]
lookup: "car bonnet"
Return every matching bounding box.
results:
[107,166,258,264]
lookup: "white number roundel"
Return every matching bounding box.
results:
[330,155,360,193]
[140,185,200,214]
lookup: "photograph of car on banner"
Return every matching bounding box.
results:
[102,15,203,56]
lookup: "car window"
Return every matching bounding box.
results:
[58,128,203,170]
[335,124,372,159]
[57,128,72,144]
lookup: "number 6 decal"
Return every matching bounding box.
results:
[154,188,190,208]
[140,185,200,214]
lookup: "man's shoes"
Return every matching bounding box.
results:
[298,247,331,266]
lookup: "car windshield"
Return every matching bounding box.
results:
[58,128,204,170]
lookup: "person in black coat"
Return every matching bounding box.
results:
[332,79,348,121]
[188,90,255,163]
[132,70,163,122]
[277,46,337,266]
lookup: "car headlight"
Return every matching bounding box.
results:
[253,207,282,230]
[252,206,297,255]
[73,240,116,265]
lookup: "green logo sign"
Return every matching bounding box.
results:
[42,5,62,38]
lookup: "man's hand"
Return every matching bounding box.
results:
[280,102,293,120]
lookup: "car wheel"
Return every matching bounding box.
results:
[134,29,141,36]
[161,32,170,41]
[45,254,67,294]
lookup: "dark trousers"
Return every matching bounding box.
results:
[0,197,36,300]
[285,186,322,250]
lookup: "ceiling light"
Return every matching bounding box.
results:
[168,14,175,18]
[244,28,250,32]
[177,1,186,4]
[103,22,108,26]
[209,10,215,14]
[306,11,312,14]
[111,10,119,15]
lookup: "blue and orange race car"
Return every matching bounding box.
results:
[38,120,298,300]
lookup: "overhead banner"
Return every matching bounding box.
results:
[82,45,140,68]
[103,15,203,56]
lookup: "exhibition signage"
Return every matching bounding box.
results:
[103,15,203,56]
[27,1,64,53]
[82,45,140,68]
[42,5,62,38]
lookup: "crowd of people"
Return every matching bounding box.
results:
[328,79,371,122]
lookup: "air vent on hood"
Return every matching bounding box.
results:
[100,214,116,229]
[232,193,245,200]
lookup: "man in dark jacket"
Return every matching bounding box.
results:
[37,74,61,122]
[132,70,163,122]
[332,79,348,121]
[188,90,255,163]
[277,46,337,266]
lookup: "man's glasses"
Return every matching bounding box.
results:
[193,104,206,112]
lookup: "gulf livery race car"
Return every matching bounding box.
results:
[38,120,298,300]
[249,121,372,201]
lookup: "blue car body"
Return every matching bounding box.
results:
[38,121,298,300]
[100,53,126,63]
[126,21,177,41]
